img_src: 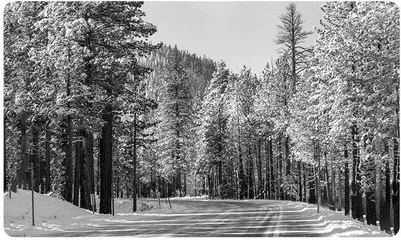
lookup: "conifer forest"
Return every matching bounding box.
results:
[3,1,400,236]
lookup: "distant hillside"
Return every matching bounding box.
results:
[140,44,216,103]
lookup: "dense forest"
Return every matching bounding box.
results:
[3,1,399,235]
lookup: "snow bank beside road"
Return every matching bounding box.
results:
[3,189,93,237]
[285,201,390,237]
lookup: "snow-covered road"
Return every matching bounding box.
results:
[38,200,348,237]
[4,190,389,237]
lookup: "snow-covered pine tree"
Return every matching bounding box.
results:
[313,1,399,232]
[157,46,193,197]
[275,3,313,196]
[197,61,230,198]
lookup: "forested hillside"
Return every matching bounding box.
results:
[3,1,399,235]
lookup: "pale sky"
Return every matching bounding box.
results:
[142,1,325,76]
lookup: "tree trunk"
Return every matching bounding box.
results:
[366,190,376,225]
[45,129,51,193]
[379,140,390,232]
[80,129,92,210]
[325,153,331,205]
[393,138,399,234]
[60,117,73,203]
[176,170,181,197]
[248,144,254,199]
[265,145,268,200]
[331,163,336,208]
[351,141,357,219]
[315,141,321,213]
[285,136,290,176]
[298,161,302,202]
[238,141,245,199]
[74,129,83,206]
[4,117,7,192]
[18,112,28,190]
[208,174,213,199]
[384,156,391,231]
[85,131,95,212]
[337,164,342,211]
[269,139,274,199]
[133,112,137,212]
[351,125,363,220]
[184,171,187,197]
[99,103,113,214]
[308,164,316,204]
[376,160,381,227]
[344,144,350,216]
[257,139,262,198]
[278,136,283,200]
[32,124,40,193]
[61,43,73,203]
[303,162,307,202]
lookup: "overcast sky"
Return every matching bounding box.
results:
[142,1,325,76]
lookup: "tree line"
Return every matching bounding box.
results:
[3,1,399,235]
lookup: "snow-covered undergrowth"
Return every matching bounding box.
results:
[3,189,198,237]
[285,201,390,237]
[3,189,94,237]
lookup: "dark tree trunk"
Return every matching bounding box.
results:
[4,119,8,192]
[238,141,245,200]
[337,164,342,211]
[45,129,51,193]
[344,144,350,216]
[303,163,307,202]
[248,145,254,199]
[324,153,331,205]
[61,43,73,203]
[351,145,357,219]
[309,164,316,204]
[74,129,83,206]
[257,139,262,198]
[351,125,363,220]
[133,112,137,212]
[285,136,290,176]
[331,162,336,207]
[379,141,390,232]
[208,174,213,199]
[376,161,381,226]
[278,136,283,200]
[384,157,391,232]
[366,191,376,225]
[298,161,302,202]
[32,125,40,193]
[60,115,73,203]
[99,103,113,214]
[267,139,273,199]
[18,112,28,190]
[202,176,206,196]
[184,171,187,197]
[268,139,274,199]
[79,129,92,210]
[393,138,399,234]
[315,141,321,212]
[84,131,95,212]
[176,170,181,197]
[218,161,222,198]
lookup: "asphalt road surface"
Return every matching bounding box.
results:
[45,199,331,237]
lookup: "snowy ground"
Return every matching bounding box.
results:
[284,201,390,237]
[2,189,204,237]
[3,189,391,237]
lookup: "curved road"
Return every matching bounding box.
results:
[45,199,331,237]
